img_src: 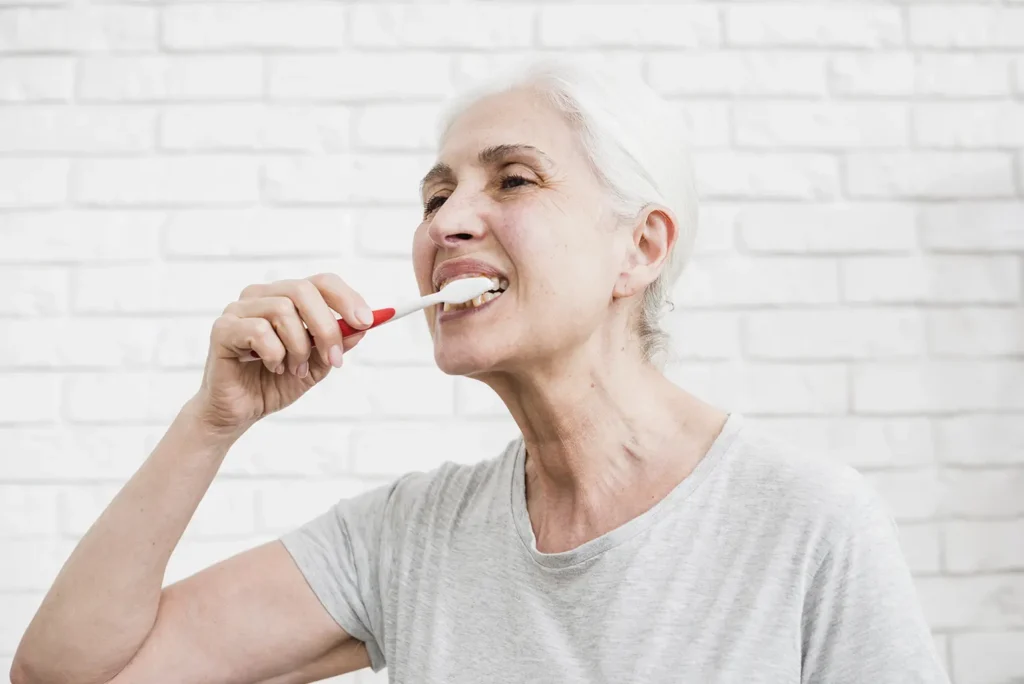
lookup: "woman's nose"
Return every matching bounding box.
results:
[427,191,487,247]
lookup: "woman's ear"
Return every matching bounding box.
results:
[612,205,678,300]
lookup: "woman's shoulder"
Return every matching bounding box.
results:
[716,416,894,541]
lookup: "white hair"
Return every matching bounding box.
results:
[434,57,699,367]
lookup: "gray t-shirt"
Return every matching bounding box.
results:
[279,412,949,683]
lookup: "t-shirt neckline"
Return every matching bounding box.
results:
[509,412,745,570]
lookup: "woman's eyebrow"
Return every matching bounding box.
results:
[419,144,554,193]
[478,144,554,169]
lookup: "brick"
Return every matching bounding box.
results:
[744,416,934,469]
[72,262,274,314]
[453,52,644,92]
[0,158,67,207]
[846,152,1015,199]
[914,104,1024,148]
[692,205,738,254]
[649,53,826,97]
[660,311,742,361]
[862,469,943,521]
[917,575,1024,629]
[268,54,452,101]
[227,420,354,476]
[917,55,1013,97]
[842,256,1020,304]
[946,520,1024,573]
[0,318,161,370]
[0,539,75,590]
[348,309,435,367]
[354,206,426,257]
[355,4,533,48]
[943,468,1024,517]
[0,485,59,537]
[63,371,200,423]
[161,105,350,152]
[454,377,508,417]
[353,103,442,152]
[726,5,902,47]
[928,309,1024,357]
[73,157,260,206]
[952,632,1024,684]
[695,152,840,200]
[676,102,730,150]
[898,522,942,574]
[0,373,59,423]
[745,309,925,360]
[165,538,267,586]
[63,481,257,539]
[263,154,430,205]
[350,420,519,476]
[0,594,43,655]
[674,256,839,307]
[920,203,1024,251]
[79,56,262,102]
[0,106,155,153]
[853,361,1024,413]
[0,267,68,315]
[540,5,719,47]
[735,103,908,149]
[163,4,346,50]
[832,53,1013,98]
[152,317,212,370]
[0,57,72,102]
[935,416,1024,465]
[830,54,914,97]
[257,478,382,532]
[663,362,848,415]
[163,208,354,258]
[1017,57,1024,94]
[262,156,354,205]
[738,203,916,253]
[0,6,156,53]
[0,425,167,480]
[0,210,162,262]
[910,7,1024,48]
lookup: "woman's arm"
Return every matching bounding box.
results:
[10,400,360,684]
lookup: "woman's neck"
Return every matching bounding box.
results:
[482,345,728,551]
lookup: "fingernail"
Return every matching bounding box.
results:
[297,362,308,378]
[328,345,344,368]
[356,307,374,327]
[276,364,285,375]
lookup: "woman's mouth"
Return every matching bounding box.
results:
[437,274,508,317]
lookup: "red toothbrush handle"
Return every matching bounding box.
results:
[248,307,396,359]
[337,307,396,337]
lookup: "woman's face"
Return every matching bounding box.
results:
[412,87,630,377]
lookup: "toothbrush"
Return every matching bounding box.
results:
[247,276,495,359]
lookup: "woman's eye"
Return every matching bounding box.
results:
[500,174,531,190]
[424,195,447,215]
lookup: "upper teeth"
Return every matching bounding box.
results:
[438,274,507,292]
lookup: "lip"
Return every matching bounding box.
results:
[432,257,508,293]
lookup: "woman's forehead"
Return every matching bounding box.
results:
[438,89,577,165]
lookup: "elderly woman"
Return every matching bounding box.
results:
[13,60,947,684]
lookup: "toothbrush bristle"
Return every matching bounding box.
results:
[439,276,493,304]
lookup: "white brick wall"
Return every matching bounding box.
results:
[0,2,1021,683]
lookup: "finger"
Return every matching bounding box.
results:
[214,315,287,374]
[226,297,313,376]
[306,273,374,335]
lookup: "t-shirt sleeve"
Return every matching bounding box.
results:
[800,489,951,684]
[278,478,403,673]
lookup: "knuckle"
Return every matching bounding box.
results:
[239,283,262,300]
[271,297,295,319]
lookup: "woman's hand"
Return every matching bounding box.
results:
[190,273,373,439]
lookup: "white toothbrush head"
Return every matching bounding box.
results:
[435,276,494,304]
